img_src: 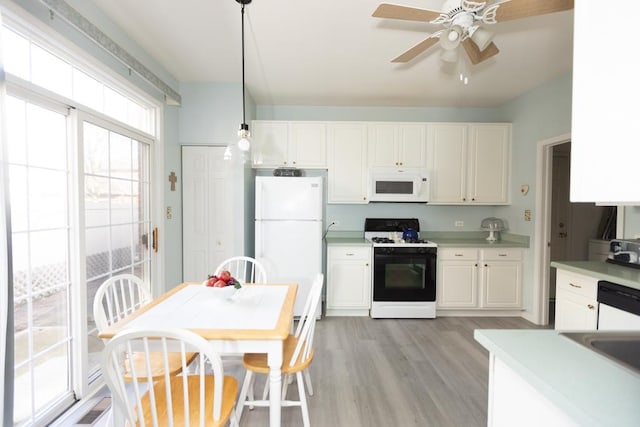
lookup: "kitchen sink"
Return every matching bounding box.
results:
[560,332,640,376]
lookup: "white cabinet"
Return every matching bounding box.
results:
[571,1,640,203]
[427,123,511,204]
[368,122,427,168]
[554,269,598,330]
[326,245,372,316]
[437,248,522,310]
[251,121,326,168]
[327,122,369,204]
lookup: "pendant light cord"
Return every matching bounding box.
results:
[241,3,246,126]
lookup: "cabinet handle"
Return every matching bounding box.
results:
[454,253,464,257]
[498,253,507,257]
[462,198,466,201]
[484,263,488,267]
[293,161,297,165]
[587,304,595,310]
[365,263,369,266]
[346,253,355,256]
[569,283,582,289]
[399,162,403,166]
[475,263,478,267]
[472,198,476,201]
[363,197,367,200]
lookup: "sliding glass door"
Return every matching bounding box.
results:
[6,96,153,426]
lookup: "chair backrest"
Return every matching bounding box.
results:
[102,328,227,425]
[214,256,267,284]
[93,274,151,335]
[290,273,324,367]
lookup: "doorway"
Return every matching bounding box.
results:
[534,135,618,326]
[547,142,607,324]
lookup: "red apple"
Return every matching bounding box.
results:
[219,270,232,282]
[206,277,217,287]
[213,280,227,288]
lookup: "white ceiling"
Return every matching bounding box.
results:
[88,0,574,108]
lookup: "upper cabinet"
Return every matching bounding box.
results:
[252,121,327,168]
[327,122,369,204]
[571,1,640,203]
[428,123,511,205]
[368,123,427,168]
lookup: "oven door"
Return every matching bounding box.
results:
[373,247,436,301]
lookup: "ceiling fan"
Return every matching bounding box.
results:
[372,0,574,65]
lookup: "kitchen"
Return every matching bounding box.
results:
[2,0,640,426]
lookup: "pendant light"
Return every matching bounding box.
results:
[224,0,252,163]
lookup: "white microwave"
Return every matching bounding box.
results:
[369,167,430,202]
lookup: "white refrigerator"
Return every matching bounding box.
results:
[255,176,323,318]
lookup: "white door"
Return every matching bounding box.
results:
[182,146,234,282]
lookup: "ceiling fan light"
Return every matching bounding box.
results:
[441,48,459,63]
[470,27,494,52]
[440,26,463,50]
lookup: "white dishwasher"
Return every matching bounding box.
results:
[597,280,640,330]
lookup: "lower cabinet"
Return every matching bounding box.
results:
[554,269,598,330]
[437,247,523,311]
[326,245,372,316]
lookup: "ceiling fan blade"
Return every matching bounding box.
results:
[494,0,574,22]
[392,37,440,63]
[462,38,499,65]
[373,3,442,22]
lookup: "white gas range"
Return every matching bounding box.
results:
[364,218,437,319]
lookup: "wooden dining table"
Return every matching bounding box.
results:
[99,282,298,427]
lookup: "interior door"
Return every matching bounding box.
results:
[182,146,234,282]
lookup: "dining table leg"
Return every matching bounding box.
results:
[267,342,284,426]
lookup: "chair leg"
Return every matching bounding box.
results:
[235,370,254,422]
[261,374,269,400]
[282,373,290,400]
[296,371,311,427]
[303,369,313,396]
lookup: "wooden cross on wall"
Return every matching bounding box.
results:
[168,172,177,191]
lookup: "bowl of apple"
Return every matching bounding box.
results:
[202,270,242,299]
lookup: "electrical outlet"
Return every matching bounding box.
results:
[524,209,532,221]
[455,221,464,227]
[166,206,172,220]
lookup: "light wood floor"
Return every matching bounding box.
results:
[230,316,548,427]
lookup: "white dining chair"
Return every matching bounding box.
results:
[102,328,239,427]
[235,273,324,427]
[93,274,151,339]
[214,256,267,284]
[93,274,196,381]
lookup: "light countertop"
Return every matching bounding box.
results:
[325,231,529,248]
[551,261,640,291]
[474,329,640,427]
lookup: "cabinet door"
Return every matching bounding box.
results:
[427,124,468,203]
[482,261,522,308]
[327,123,369,203]
[397,123,427,168]
[555,288,598,330]
[437,261,478,308]
[468,124,510,204]
[289,122,327,168]
[327,246,371,309]
[368,123,398,167]
[252,121,288,167]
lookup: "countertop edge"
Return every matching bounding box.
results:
[551,261,640,290]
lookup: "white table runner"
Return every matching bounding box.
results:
[127,285,287,330]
